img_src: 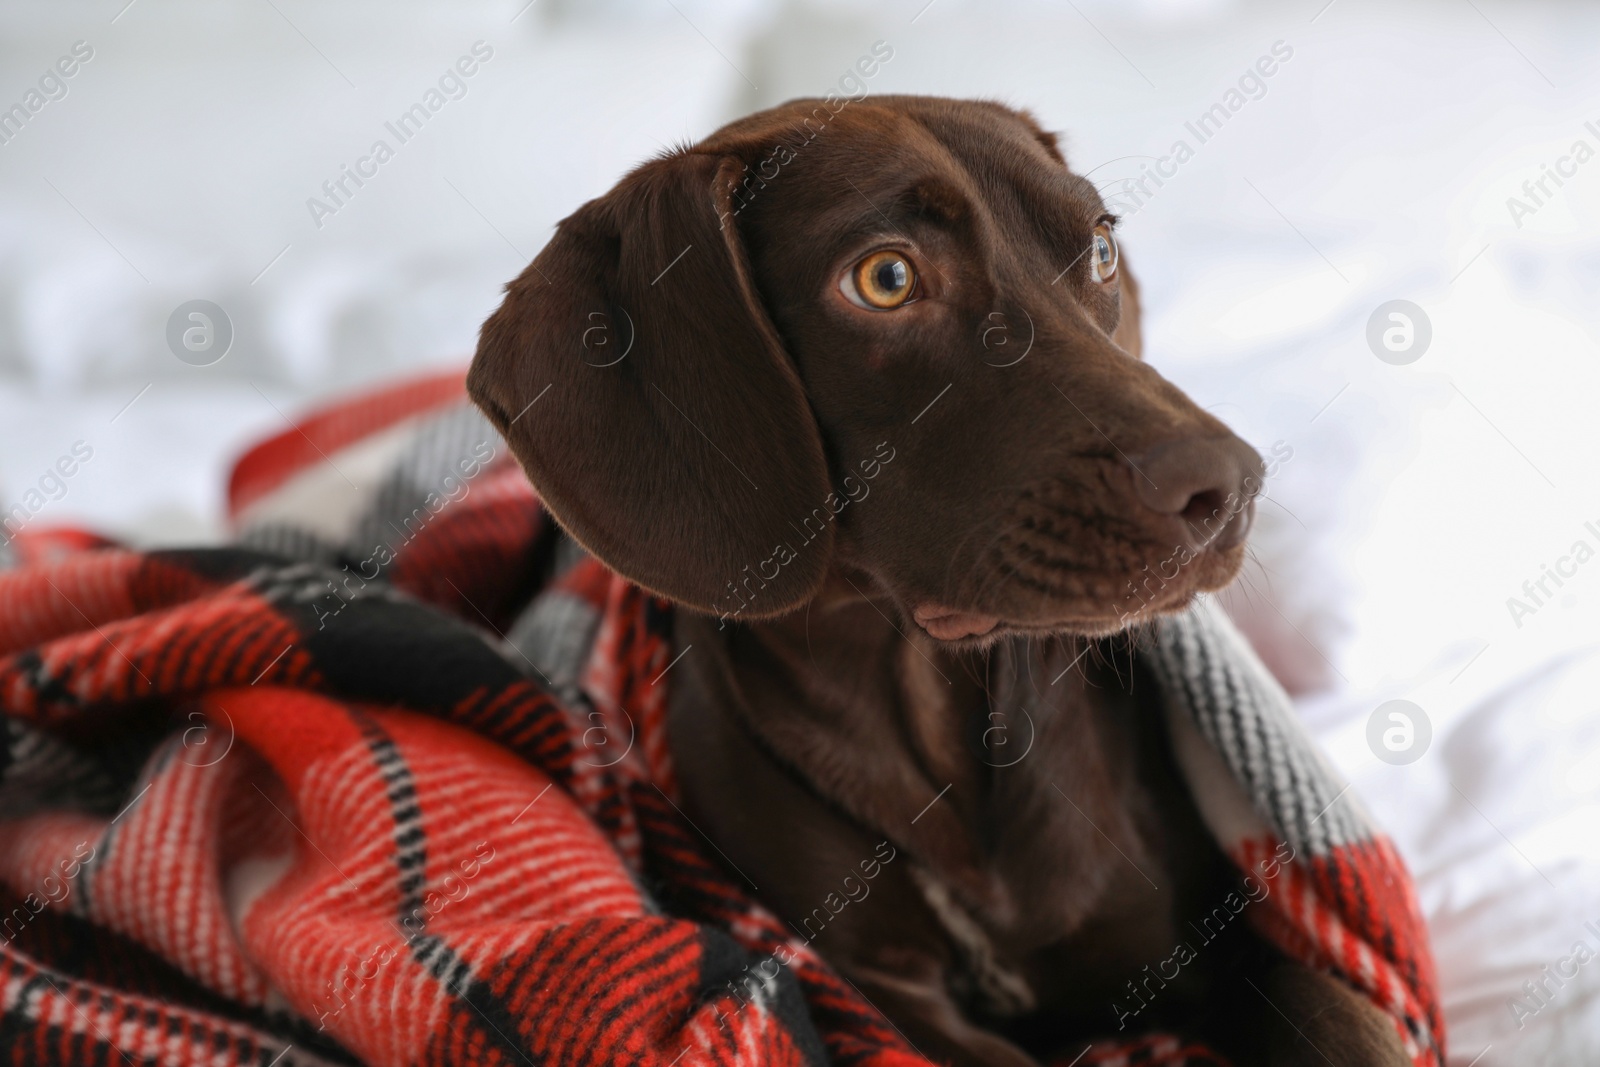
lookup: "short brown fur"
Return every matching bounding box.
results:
[470,96,1408,1066]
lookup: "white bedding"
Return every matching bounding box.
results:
[2,1,1597,1062]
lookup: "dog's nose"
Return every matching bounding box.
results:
[1129,436,1265,550]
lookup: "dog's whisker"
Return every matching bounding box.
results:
[938,478,1038,602]
[1257,493,1308,530]
[1238,546,1281,601]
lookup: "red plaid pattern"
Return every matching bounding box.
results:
[0,373,1442,1066]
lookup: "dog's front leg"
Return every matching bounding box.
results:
[1249,963,1411,1067]
[845,957,1039,1067]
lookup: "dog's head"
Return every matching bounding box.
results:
[470,95,1262,642]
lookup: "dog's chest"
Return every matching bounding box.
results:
[899,675,1228,1022]
[667,616,1234,1030]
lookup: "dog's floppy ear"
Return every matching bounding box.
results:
[469,150,833,617]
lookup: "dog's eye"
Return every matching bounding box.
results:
[1090,224,1118,284]
[844,251,918,310]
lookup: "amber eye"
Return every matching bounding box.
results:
[844,250,918,309]
[1089,223,1118,283]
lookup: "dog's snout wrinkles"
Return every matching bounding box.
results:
[1131,436,1264,550]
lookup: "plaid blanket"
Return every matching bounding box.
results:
[0,371,1443,1066]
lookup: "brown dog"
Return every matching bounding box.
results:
[468,96,1408,1066]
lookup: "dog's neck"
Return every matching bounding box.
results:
[668,563,1254,1047]
[714,570,995,874]
[674,567,1166,934]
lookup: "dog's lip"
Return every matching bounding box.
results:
[912,604,1001,641]
[901,527,1248,642]
[909,577,1212,643]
